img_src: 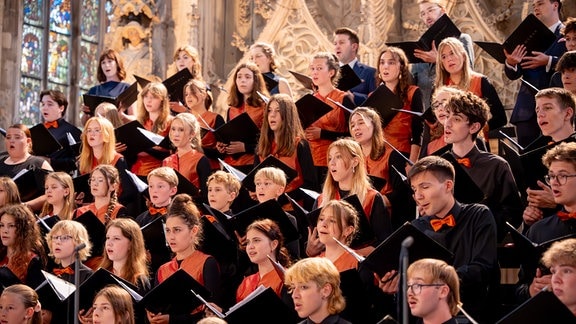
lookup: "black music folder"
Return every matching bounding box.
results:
[496,290,576,323]
[74,210,105,257]
[83,82,138,115]
[135,68,193,104]
[386,14,461,63]
[73,268,142,311]
[360,222,453,277]
[29,124,63,157]
[360,84,404,128]
[475,14,556,64]
[73,173,92,205]
[114,120,171,157]
[242,155,298,192]
[295,94,334,129]
[213,113,260,144]
[263,73,279,92]
[13,168,50,202]
[289,70,314,91]
[139,268,210,314]
[438,152,485,204]
[337,64,362,91]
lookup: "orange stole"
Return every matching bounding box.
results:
[236,269,283,303]
[131,118,171,176]
[224,103,264,167]
[163,150,204,188]
[0,252,37,283]
[309,90,347,167]
[156,250,210,284]
[318,188,378,222]
[427,136,446,155]
[75,203,124,224]
[319,251,358,272]
[365,145,393,195]
[383,86,418,153]
[198,110,221,170]
[90,152,122,172]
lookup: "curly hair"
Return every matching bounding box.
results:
[376,47,414,103]
[0,204,45,282]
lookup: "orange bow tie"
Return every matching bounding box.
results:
[456,158,472,168]
[557,210,576,221]
[44,120,59,129]
[430,214,456,232]
[149,206,167,216]
[53,266,74,276]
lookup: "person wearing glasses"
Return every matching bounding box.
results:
[516,142,576,303]
[441,89,522,242]
[407,258,461,324]
[403,155,498,322]
[522,88,576,227]
[43,220,93,324]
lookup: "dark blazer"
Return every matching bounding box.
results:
[505,24,567,123]
[351,61,377,106]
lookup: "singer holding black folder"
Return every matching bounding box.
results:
[169,45,204,114]
[376,47,424,164]
[407,156,499,322]
[304,53,349,183]
[217,62,268,174]
[249,42,293,96]
[82,49,132,125]
[149,194,221,323]
[516,142,576,303]
[412,0,474,108]
[183,79,225,171]
[504,0,566,147]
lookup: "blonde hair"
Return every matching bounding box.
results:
[79,117,117,174]
[137,82,171,134]
[312,52,341,88]
[408,258,461,316]
[148,167,179,188]
[206,171,240,195]
[542,238,576,268]
[0,177,21,207]
[322,138,370,204]
[285,258,345,315]
[2,284,42,324]
[250,42,279,71]
[95,102,123,128]
[435,37,478,90]
[46,220,92,262]
[173,45,203,81]
[320,200,358,246]
[171,112,203,152]
[40,172,75,220]
[99,218,149,286]
[254,167,287,188]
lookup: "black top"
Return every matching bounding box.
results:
[412,201,499,322]
[298,314,352,324]
[44,118,82,172]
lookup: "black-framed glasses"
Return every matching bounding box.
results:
[544,173,576,185]
[407,283,445,295]
[51,234,73,243]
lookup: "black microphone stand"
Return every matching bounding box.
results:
[73,243,86,324]
[399,236,414,324]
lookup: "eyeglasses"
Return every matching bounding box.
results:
[545,173,576,185]
[51,234,73,242]
[88,177,106,186]
[407,283,445,295]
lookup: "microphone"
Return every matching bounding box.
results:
[401,236,414,249]
[73,243,86,253]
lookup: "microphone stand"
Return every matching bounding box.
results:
[399,236,414,324]
[73,243,86,324]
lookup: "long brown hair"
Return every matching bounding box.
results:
[99,218,149,287]
[96,48,127,83]
[93,285,135,324]
[376,47,413,103]
[349,107,386,160]
[246,218,291,268]
[0,205,45,282]
[167,194,203,248]
[227,62,268,108]
[137,82,171,134]
[257,94,305,157]
[0,177,21,207]
[90,164,120,224]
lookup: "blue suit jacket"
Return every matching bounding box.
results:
[505,24,566,123]
[350,62,377,106]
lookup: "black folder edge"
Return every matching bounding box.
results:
[242,155,298,192]
[29,124,63,157]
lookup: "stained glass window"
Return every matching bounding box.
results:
[20,0,106,126]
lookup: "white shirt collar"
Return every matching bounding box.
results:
[340,58,358,69]
[548,20,562,33]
